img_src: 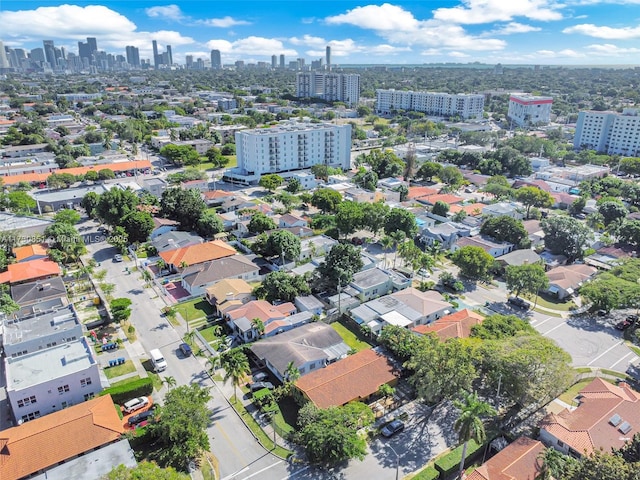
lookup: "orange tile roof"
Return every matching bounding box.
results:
[466,436,545,480]
[159,240,236,267]
[0,160,153,185]
[203,190,232,200]
[421,193,464,205]
[226,300,294,323]
[412,309,484,340]
[0,394,124,480]
[407,186,439,200]
[3,258,60,284]
[12,243,49,262]
[449,203,486,216]
[295,349,400,408]
[539,378,640,456]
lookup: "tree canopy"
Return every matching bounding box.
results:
[480,215,528,247]
[541,215,592,261]
[160,188,206,231]
[451,245,495,281]
[504,263,549,299]
[311,188,342,213]
[254,271,310,303]
[315,243,364,293]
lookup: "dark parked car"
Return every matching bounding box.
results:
[507,297,529,310]
[252,371,268,383]
[250,381,275,393]
[381,419,405,438]
[127,408,155,426]
[616,319,633,331]
[179,343,192,357]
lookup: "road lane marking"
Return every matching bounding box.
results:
[609,351,636,370]
[239,460,283,480]
[281,465,311,479]
[530,316,553,327]
[587,340,624,366]
[216,422,248,467]
[541,320,568,336]
[221,467,249,480]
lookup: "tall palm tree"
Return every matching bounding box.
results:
[454,392,496,479]
[183,330,197,345]
[536,447,572,480]
[219,348,250,403]
[380,236,394,269]
[162,376,177,389]
[251,318,265,339]
[389,231,406,269]
[284,361,300,383]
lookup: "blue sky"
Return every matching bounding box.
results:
[1,1,640,65]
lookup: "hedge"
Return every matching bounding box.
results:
[412,465,440,480]
[100,377,154,405]
[434,439,482,477]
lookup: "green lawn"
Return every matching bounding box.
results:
[330,321,371,352]
[104,360,136,379]
[174,299,215,322]
[558,379,593,404]
[523,293,575,311]
[199,325,222,344]
[110,375,141,387]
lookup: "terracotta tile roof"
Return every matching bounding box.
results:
[12,243,49,262]
[466,436,545,480]
[159,240,236,267]
[546,264,597,290]
[539,378,640,456]
[226,300,294,323]
[449,203,486,216]
[407,186,439,200]
[295,349,400,408]
[391,288,452,317]
[421,193,464,205]
[152,217,179,228]
[203,190,232,200]
[0,395,124,480]
[412,309,484,340]
[2,258,60,285]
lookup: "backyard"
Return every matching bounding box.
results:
[173,298,215,326]
[331,320,371,352]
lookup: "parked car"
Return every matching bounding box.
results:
[252,371,268,383]
[616,319,633,331]
[627,314,639,324]
[381,419,405,438]
[123,397,149,414]
[113,254,123,262]
[179,343,193,357]
[250,381,275,393]
[127,408,155,426]
[507,296,529,310]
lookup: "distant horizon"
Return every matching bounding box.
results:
[2,1,640,66]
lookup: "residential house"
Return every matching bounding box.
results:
[412,309,484,341]
[539,378,640,457]
[219,195,254,213]
[204,278,254,315]
[482,202,524,220]
[278,213,308,229]
[419,193,464,207]
[350,268,394,302]
[496,250,542,268]
[225,300,298,343]
[294,295,324,316]
[295,348,400,408]
[0,259,61,286]
[466,436,545,480]
[350,288,452,335]
[249,323,349,382]
[12,244,48,263]
[449,203,486,218]
[407,186,439,202]
[160,240,237,272]
[585,244,636,271]
[2,305,81,358]
[0,395,129,480]
[420,222,472,250]
[142,177,167,198]
[550,192,578,210]
[10,277,67,307]
[149,217,179,240]
[452,236,514,258]
[265,226,314,238]
[203,189,233,206]
[5,337,102,423]
[181,178,209,192]
[150,231,203,253]
[300,235,339,261]
[546,264,597,299]
[182,255,260,297]
[0,212,53,238]
[523,219,545,247]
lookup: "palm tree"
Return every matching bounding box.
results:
[454,392,497,479]
[162,376,177,389]
[389,231,406,269]
[183,330,197,345]
[251,318,265,339]
[380,236,394,269]
[536,447,572,480]
[284,361,300,383]
[205,355,220,374]
[219,348,250,403]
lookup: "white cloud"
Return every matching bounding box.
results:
[289,35,326,47]
[326,3,420,31]
[205,36,297,56]
[563,23,640,39]
[433,0,563,24]
[145,5,184,21]
[199,16,251,28]
[421,49,443,56]
[533,48,585,57]
[485,22,542,35]
[586,43,640,54]
[448,51,471,57]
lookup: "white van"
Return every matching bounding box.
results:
[150,349,167,372]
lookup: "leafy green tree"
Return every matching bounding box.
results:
[353,168,379,191]
[453,392,496,479]
[470,314,535,340]
[384,207,418,238]
[515,187,554,219]
[259,174,284,192]
[160,188,206,231]
[617,220,640,250]
[108,226,129,254]
[104,461,189,480]
[563,450,637,480]
[196,211,224,238]
[286,178,302,193]
[536,447,576,480]
[357,149,404,178]
[122,211,154,244]
[451,246,495,281]
[262,229,301,261]
[7,191,36,213]
[480,215,528,247]
[378,325,425,361]
[45,222,86,263]
[0,293,20,315]
[160,144,201,166]
[311,189,342,214]
[361,202,390,238]
[148,384,211,470]
[315,243,364,293]
[335,201,365,237]
[568,196,587,216]
[541,215,592,261]
[598,200,627,226]
[110,297,132,323]
[439,165,463,187]
[254,271,310,303]
[294,402,374,466]
[96,188,139,226]
[81,192,100,219]
[247,212,277,234]
[432,200,450,217]
[505,263,549,302]
[54,209,81,225]
[219,348,250,402]
[417,161,443,182]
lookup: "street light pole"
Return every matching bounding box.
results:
[387,444,400,480]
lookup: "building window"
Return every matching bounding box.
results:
[61,401,69,409]
[17,395,37,408]
[80,378,92,387]
[557,440,564,447]
[84,393,95,401]
[21,411,41,422]
[58,385,70,395]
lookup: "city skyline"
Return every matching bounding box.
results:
[1,1,639,66]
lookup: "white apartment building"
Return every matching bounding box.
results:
[227,122,351,184]
[507,94,553,127]
[5,337,102,423]
[296,72,360,106]
[375,89,484,120]
[574,108,640,156]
